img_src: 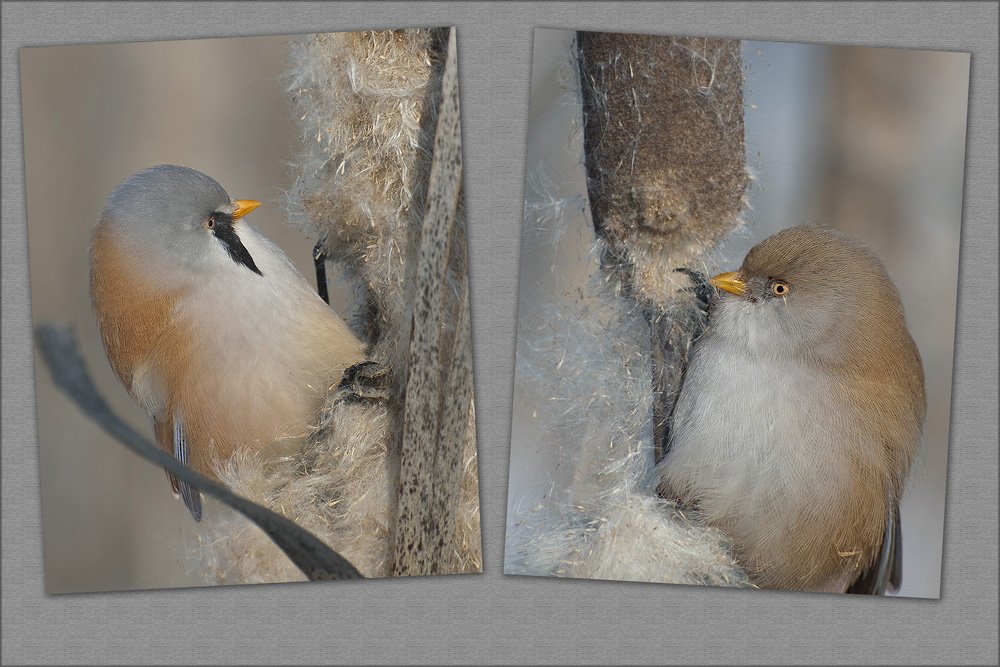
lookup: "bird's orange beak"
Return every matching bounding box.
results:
[231,200,261,220]
[710,271,748,296]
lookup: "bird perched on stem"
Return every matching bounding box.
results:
[657,224,925,594]
[90,165,367,520]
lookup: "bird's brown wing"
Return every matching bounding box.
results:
[92,222,202,519]
[90,222,185,394]
[846,500,901,595]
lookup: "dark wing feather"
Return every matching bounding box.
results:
[847,500,901,595]
[153,415,202,521]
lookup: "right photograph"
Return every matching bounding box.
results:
[504,29,968,597]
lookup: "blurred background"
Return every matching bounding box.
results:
[22,34,357,592]
[508,29,968,598]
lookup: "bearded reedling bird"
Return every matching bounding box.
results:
[90,165,367,521]
[657,224,925,594]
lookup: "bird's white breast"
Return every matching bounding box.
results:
[169,224,364,445]
[659,313,859,539]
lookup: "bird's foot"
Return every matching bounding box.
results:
[334,361,391,405]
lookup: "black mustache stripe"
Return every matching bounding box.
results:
[213,218,263,276]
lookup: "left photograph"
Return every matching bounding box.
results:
[23,28,481,593]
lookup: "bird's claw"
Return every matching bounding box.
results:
[334,360,390,405]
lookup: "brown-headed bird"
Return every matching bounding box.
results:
[658,224,925,593]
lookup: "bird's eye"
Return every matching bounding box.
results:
[206,216,215,230]
[771,281,790,296]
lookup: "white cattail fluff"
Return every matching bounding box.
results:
[505,186,752,588]
[195,401,393,582]
[283,29,447,360]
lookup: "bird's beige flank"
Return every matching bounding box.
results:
[658,224,924,593]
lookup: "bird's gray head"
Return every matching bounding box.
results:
[709,224,906,363]
[100,165,262,276]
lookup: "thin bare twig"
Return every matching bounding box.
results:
[34,324,363,581]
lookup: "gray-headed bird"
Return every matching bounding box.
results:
[90,165,366,520]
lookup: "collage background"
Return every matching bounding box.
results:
[2,2,997,664]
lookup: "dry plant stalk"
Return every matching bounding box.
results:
[392,30,473,576]
[577,32,749,460]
